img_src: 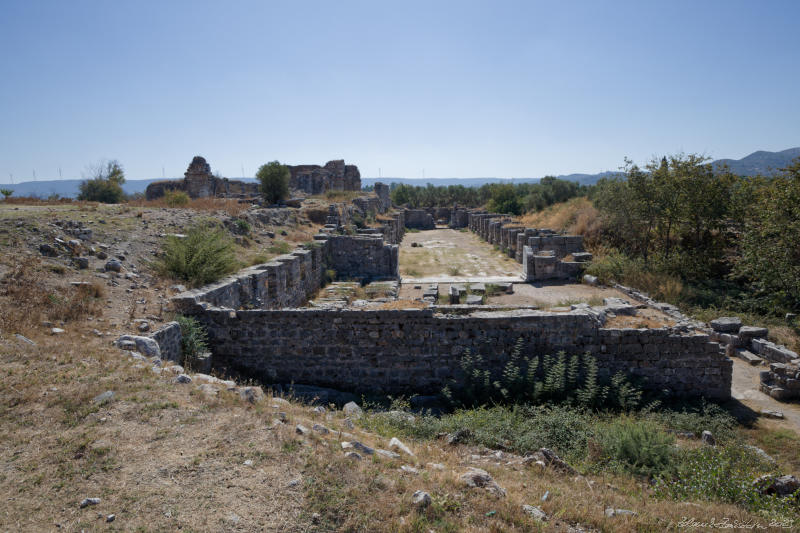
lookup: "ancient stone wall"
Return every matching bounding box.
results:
[377,212,405,244]
[448,208,470,229]
[172,234,397,313]
[192,307,730,400]
[374,182,391,213]
[145,156,259,200]
[325,235,398,280]
[288,160,361,194]
[404,209,435,230]
[468,212,590,281]
[149,321,182,362]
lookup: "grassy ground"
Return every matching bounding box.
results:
[4,328,797,531]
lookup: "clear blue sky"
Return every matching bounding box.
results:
[1,0,798,182]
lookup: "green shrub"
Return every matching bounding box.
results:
[596,417,675,477]
[1,188,14,200]
[164,190,189,207]
[267,240,291,255]
[361,403,595,461]
[77,160,126,203]
[175,315,208,359]
[234,218,251,235]
[654,444,797,516]
[644,400,737,443]
[155,222,237,286]
[256,161,289,205]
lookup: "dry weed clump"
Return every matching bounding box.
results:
[0,256,104,332]
[517,197,603,246]
[128,196,248,217]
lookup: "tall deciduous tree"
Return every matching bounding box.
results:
[256,161,290,205]
[735,158,800,310]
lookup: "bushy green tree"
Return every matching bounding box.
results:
[735,158,800,310]
[593,154,735,280]
[486,183,523,215]
[0,188,12,200]
[256,161,290,205]
[77,160,126,203]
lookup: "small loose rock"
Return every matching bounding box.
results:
[412,490,431,509]
[522,505,548,521]
[79,497,101,508]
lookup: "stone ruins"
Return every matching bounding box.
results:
[288,159,361,194]
[146,156,259,200]
[116,169,800,404]
[145,156,362,201]
[136,195,735,402]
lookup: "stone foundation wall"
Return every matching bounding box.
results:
[404,209,435,230]
[468,212,590,281]
[192,307,730,400]
[325,235,398,280]
[149,321,182,362]
[377,212,405,244]
[172,234,397,312]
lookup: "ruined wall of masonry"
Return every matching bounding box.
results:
[289,159,361,194]
[468,213,590,281]
[404,209,435,230]
[191,307,731,400]
[172,234,398,313]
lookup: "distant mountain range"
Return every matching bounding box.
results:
[711,147,800,176]
[2,147,797,198]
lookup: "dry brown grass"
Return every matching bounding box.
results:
[1,322,796,532]
[320,190,367,202]
[128,196,248,217]
[517,197,603,246]
[0,331,309,532]
[0,256,104,333]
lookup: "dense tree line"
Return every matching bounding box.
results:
[591,154,800,312]
[389,177,587,215]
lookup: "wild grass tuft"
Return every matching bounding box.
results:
[155,222,238,286]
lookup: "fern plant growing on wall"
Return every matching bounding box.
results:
[442,338,643,410]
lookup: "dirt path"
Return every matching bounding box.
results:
[731,357,800,433]
[399,228,520,278]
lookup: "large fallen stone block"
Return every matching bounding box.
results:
[710,317,742,333]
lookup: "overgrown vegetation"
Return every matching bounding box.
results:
[442,341,642,410]
[155,222,238,286]
[654,444,798,516]
[176,315,208,360]
[390,176,586,213]
[77,159,126,204]
[256,160,290,205]
[591,154,800,314]
[164,190,189,207]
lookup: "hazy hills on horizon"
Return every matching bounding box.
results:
[2,147,798,198]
